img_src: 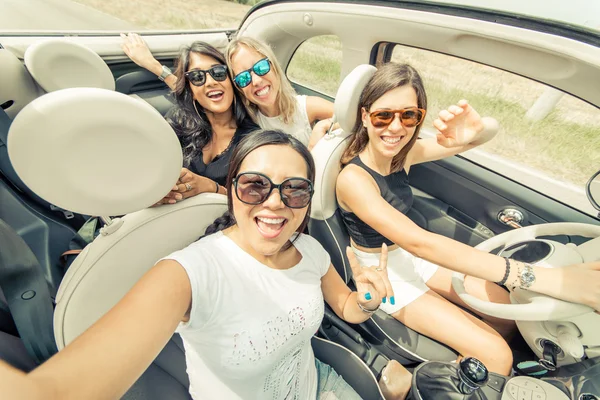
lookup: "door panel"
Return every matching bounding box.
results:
[409,156,600,245]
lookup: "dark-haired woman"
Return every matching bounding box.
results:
[121,33,258,205]
[337,62,600,375]
[1,130,410,399]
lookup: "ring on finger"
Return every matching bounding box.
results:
[375,267,383,272]
[185,183,193,192]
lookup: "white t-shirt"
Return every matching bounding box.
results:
[162,231,331,400]
[256,95,312,146]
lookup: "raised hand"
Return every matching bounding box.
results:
[346,243,395,311]
[433,100,485,148]
[120,32,160,72]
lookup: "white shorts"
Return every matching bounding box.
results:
[351,245,439,314]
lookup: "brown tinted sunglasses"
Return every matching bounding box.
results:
[368,108,427,128]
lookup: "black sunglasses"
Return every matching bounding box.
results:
[184,65,228,87]
[233,172,314,209]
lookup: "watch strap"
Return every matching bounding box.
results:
[158,65,172,82]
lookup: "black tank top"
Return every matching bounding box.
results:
[189,119,258,186]
[339,156,413,248]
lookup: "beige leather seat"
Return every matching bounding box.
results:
[24,39,115,93]
[309,64,459,364]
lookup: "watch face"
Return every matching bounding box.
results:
[521,266,536,287]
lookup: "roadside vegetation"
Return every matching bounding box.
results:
[72,0,600,188]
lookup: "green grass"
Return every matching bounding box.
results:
[287,36,343,96]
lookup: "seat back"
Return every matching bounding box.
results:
[0,46,41,118]
[24,39,115,93]
[309,65,377,284]
[54,194,227,347]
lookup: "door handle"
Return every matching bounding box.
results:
[497,208,524,229]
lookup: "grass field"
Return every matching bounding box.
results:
[71,0,600,189]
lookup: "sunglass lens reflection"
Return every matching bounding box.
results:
[253,59,270,76]
[234,72,252,88]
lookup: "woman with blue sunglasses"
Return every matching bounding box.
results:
[121,33,258,205]
[226,37,335,150]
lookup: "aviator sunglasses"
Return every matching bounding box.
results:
[233,172,314,209]
[233,58,271,89]
[368,108,427,129]
[184,65,229,87]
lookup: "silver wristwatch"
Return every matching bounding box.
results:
[519,263,536,289]
[158,65,172,82]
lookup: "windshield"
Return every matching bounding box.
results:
[425,0,600,34]
[0,0,261,32]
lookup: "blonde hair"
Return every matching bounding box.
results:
[226,37,297,125]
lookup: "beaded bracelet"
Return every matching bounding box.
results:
[497,257,511,286]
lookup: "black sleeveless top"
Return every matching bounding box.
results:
[339,156,413,248]
[188,119,258,186]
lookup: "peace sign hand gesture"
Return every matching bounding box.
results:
[346,243,395,312]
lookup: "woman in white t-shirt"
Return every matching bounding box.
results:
[226,37,335,149]
[1,130,402,400]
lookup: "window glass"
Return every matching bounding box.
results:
[0,0,263,32]
[390,44,600,215]
[287,35,342,97]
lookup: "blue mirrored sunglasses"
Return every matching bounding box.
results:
[233,58,271,89]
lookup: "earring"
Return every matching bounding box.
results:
[193,100,202,117]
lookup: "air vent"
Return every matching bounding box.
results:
[1,100,14,110]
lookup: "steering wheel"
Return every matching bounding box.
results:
[451,222,600,321]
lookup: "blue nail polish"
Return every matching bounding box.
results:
[390,296,395,305]
[365,292,372,301]
[382,297,387,303]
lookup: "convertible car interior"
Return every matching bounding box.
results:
[0,1,599,399]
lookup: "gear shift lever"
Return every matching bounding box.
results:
[539,340,561,371]
[458,357,490,394]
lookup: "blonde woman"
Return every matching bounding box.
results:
[225,37,334,149]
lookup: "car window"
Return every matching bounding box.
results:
[388,44,600,216]
[287,35,342,97]
[0,0,263,32]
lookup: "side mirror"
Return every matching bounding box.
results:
[586,169,600,215]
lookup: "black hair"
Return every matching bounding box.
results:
[204,130,315,249]
[166,41,249,167]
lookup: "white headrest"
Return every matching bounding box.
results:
[310,129,353,221]
[7,88,182,216]
[334,65,377,133]
[24,39,115,92]
[310,65,377,220]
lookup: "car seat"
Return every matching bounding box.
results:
[309,64,459,365]
[24,38,175,115]
[7,87,387,399]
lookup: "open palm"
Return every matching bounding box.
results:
[433,100,485,148]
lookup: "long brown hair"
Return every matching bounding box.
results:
[167,41,248,167]
[225,37,298,124]
[341,63,427,172]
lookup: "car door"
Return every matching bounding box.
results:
[242,0,600,249]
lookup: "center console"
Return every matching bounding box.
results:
[408,357,593,400]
